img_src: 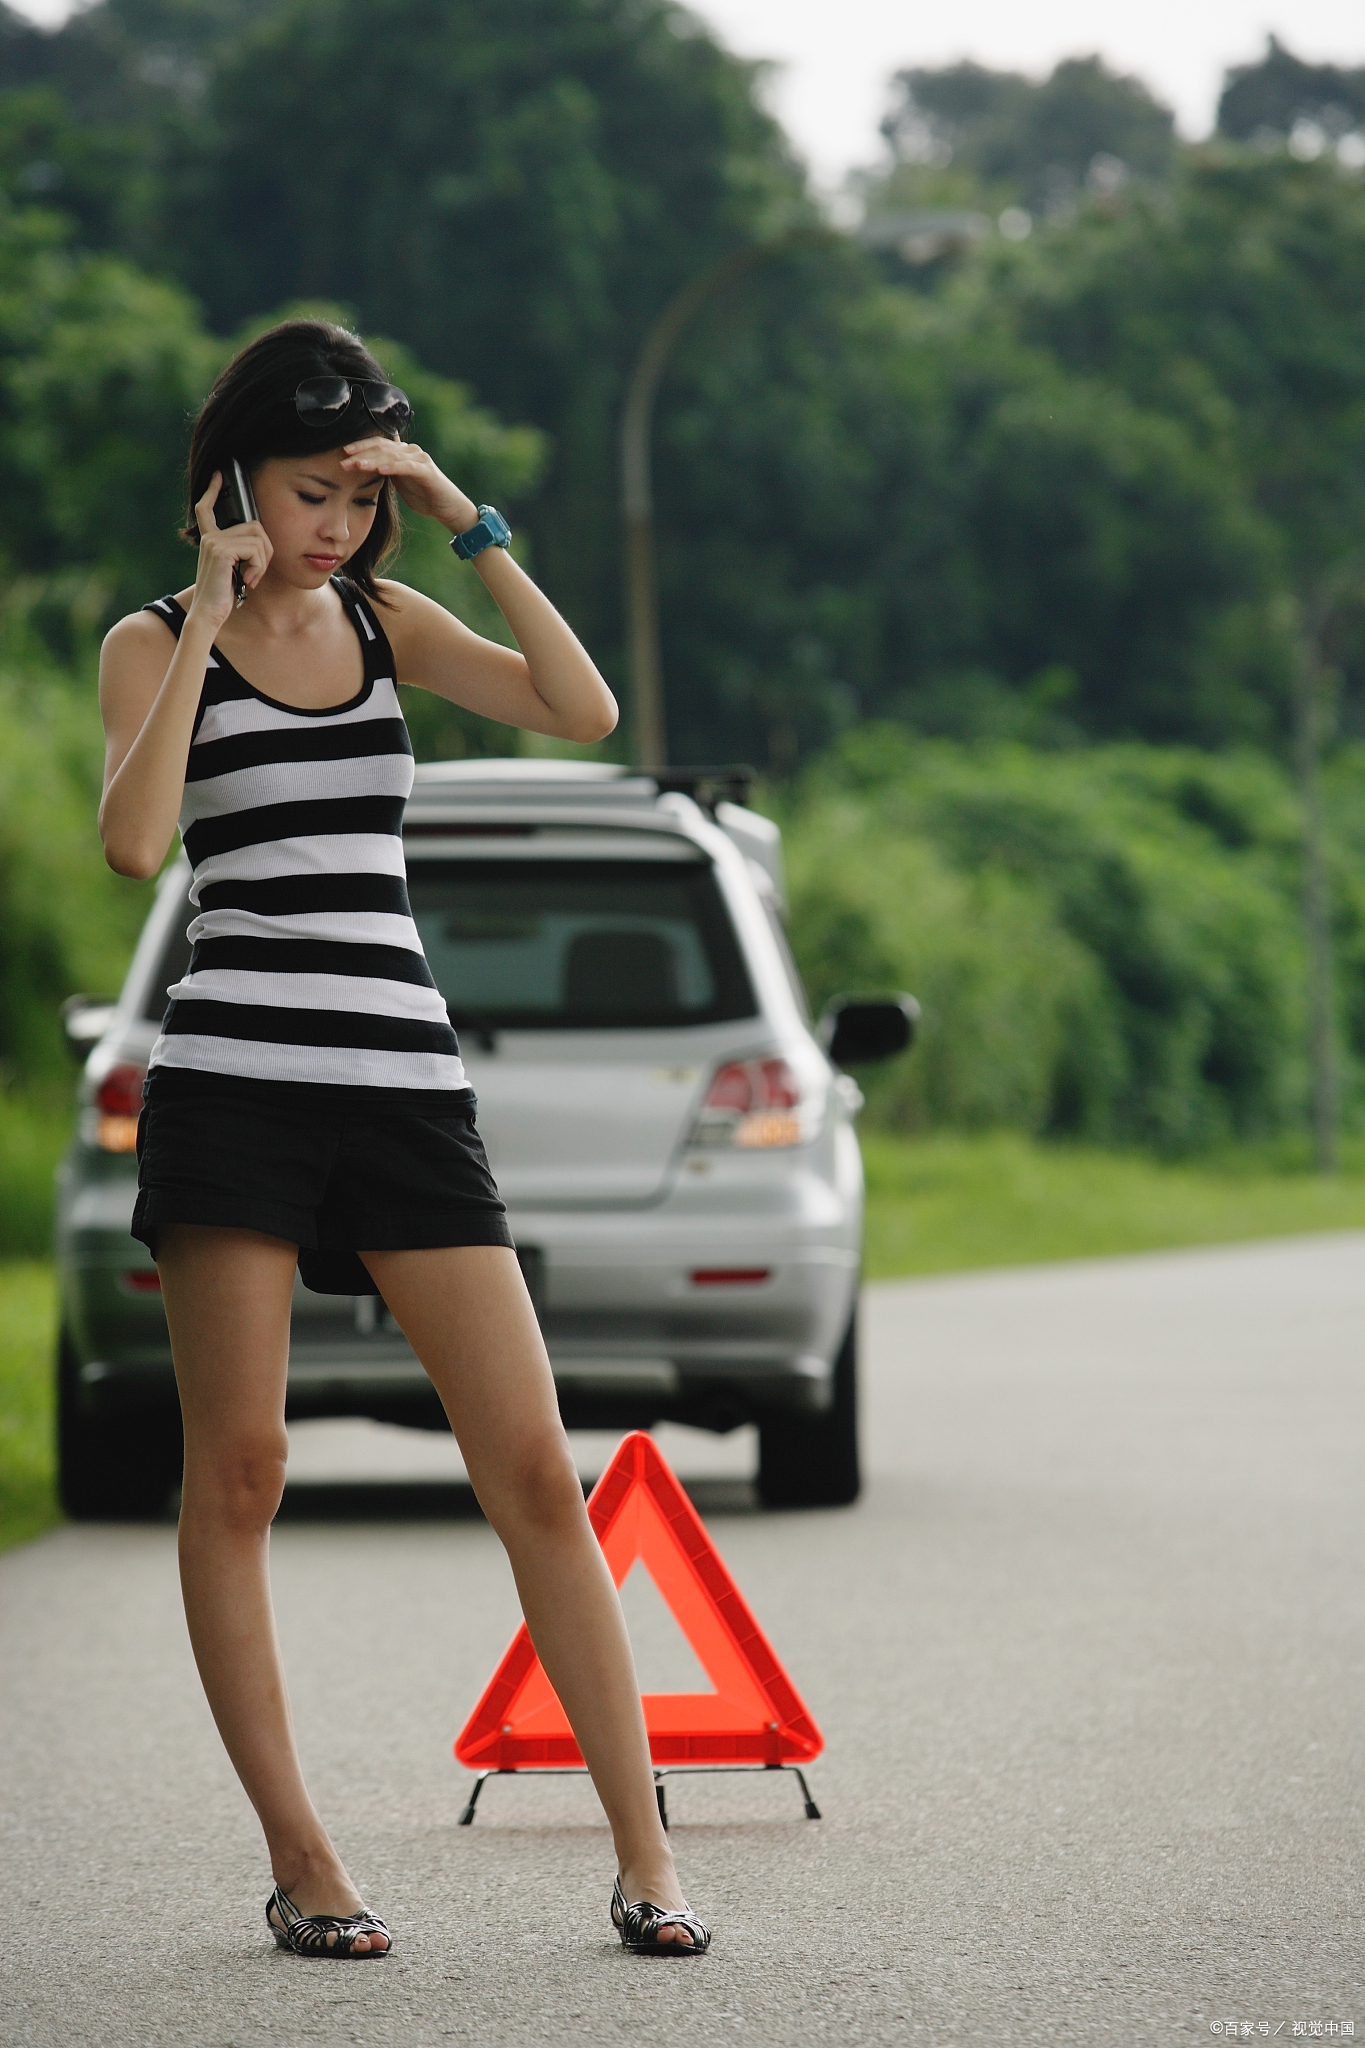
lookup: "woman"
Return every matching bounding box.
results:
[97,318,709,1960]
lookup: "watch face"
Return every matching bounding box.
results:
[453,508,511,557]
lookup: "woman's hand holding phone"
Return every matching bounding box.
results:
[191,471,271,634]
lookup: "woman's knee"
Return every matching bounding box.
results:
[481,1432,586,1543]
[183,1429,288,1532]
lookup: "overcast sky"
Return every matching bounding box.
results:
[688,1,1365,187]
[12,0,1365,187]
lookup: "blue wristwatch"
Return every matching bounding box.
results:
[451,505,512,560]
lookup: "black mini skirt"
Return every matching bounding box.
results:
[132,1066,514,1295]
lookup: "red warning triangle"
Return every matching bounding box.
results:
[455,1431,823,1769]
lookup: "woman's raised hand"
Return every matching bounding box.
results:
[340,438,479,536]
[190,474,272,631]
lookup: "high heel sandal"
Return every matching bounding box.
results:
[611,1875,710,1956]
[267,1883,391,1959]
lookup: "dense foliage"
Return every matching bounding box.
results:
[873,54,1176,217]
[0,197,545,1085]
[1217,37,1365,147]
[3,8,1365,761]
[781,732,1365,1150]
[0,0,805,707]
[0,198,543,617]
[0,662,148,1087]
[2,7,1365,1193]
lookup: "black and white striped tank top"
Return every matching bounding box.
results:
[143,583,467,1091]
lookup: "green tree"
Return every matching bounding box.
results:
[0,202,543,659]
[979,153,1365,709]
[0,0,813,750]
[651,253,1287,756]
[75,0,802,670]
[1218,35,1365,150]
[7,4,1365,769]
[0,212,547,1094]
[0,205,219,643]
[870,55,1175,221]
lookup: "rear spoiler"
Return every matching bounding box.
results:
[647,767,785,906]
[638,767,781,906]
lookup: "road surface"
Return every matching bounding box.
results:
[3,1234,1363,2045]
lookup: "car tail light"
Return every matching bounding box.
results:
[94,1063,145,1153]
[687,1056,815,1150]
[123,1269,162,1293]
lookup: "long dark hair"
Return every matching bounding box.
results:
[185,319,404,605]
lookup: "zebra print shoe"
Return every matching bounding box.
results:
[267,1883,390,1958]
[611,1875,710,1955]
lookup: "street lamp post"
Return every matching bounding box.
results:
[1289,542,1365,1173]
[1294,601,1339,1173]
[1291,553,1365,1174]
[619,242,790,769]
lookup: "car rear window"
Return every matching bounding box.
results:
[407,859,756,1029]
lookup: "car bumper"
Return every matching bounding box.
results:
[57,1142,862,1429]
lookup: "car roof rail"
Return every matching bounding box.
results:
[646,766,755,814]
[409,758,757,817]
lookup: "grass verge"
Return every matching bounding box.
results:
[862,1128,1365,1279]
[0,1260,58,1554]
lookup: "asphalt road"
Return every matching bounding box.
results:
[3,1234,1363,2047]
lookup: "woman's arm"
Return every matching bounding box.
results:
[98,478,270,879]
[341,436,618,745]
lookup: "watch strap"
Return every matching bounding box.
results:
[451,506,512,560]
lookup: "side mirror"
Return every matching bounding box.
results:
[820,994,918,1068]
[61,995,118,1057]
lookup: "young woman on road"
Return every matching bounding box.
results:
[97,318,709,1961]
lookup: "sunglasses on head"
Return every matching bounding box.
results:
[294,377,413,431]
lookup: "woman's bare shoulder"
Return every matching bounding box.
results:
[373,578,475,651]
[100,598,187,681]
[373,578,449,620]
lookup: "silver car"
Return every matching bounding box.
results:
[56,762,913,1514]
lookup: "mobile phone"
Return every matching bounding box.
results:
[215,459,259,607]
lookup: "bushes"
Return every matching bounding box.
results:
[0,668,145,1254]
[0,667,153,1088]
[779,730,1314,1150]
[0,1095,70,1256]
[789,818,1117,1135]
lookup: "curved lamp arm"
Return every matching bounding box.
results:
[619,230,837,767]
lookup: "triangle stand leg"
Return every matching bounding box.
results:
[651,1763,822,1822]
[457,1771,492,1826]
[456,1763,821,1826]
[789,1766,822,1821]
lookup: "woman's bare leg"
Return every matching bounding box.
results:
[158,1222,388,1951]
[362,1243,695,1943]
